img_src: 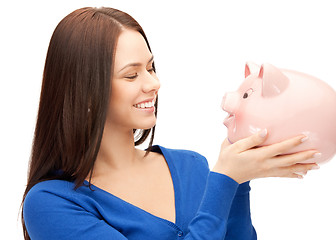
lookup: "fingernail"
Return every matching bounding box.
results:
[259,129,268,138]
[313,153,322,159]
[311,164,320,170]
[297,175,304,179]
[300,136,309,143]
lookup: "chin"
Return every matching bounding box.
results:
[134,119,157,130]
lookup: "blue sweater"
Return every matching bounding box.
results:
[24,145,257,239]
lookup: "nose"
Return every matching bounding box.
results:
[143,72,160,93]
[221,92,240,113]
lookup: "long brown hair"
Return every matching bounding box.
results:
[21,7,157,239]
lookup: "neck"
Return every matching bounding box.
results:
[93,123,141,177]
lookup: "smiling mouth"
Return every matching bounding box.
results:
[224,114,235,127]
[133,99,155,109]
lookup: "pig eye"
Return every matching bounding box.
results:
[243,88,253,99]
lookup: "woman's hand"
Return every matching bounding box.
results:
[213,129,320,184]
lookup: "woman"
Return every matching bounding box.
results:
[22,7,319,240]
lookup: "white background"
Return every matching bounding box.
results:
[1,0,336,239]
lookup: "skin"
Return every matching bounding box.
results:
[213,130,319,184]
[89,29,319,224]
[89,29,176,223]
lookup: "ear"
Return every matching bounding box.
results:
[245,62,260,78]
[259,63,289,97]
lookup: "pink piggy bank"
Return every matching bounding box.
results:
[221,62,336,164]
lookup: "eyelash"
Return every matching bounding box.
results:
[125,68,155,80]
[125,74,138,80]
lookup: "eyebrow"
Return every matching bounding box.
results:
[118,55,154,73]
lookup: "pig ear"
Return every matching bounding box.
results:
[245,62,260,78]
[259,63,289,97]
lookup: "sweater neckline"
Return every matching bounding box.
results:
[83,145,182,230]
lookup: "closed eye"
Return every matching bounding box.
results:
[125,73,138,80]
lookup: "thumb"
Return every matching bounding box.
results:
[221,138,232,148]
[234,129,268,151]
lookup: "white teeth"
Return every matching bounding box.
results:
[146,102,153,108]
[134,100,155,109]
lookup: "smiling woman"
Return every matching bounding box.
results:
[109,30,160,131]
[21,6,319,240]
[20,7,161,239]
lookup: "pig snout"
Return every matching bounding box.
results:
[221,92,240,114]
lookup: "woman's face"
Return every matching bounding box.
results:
[107,29,160,131]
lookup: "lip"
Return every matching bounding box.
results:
[133,97,156,113]
[224,114,235,127]
[134,97,156,105]
[135,106,155,113]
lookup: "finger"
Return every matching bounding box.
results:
[221,138,232,148]
[292,163,319,175]
[269,163,318,179]
[233,129,268,152]
[270,170,306,179]
[263,134,307,157]
[273,150,319,167]
[290,173,305,179]
[281,163,319,178]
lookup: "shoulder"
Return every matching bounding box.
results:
[23,180,121,239]
[23,180,76,236]
[23,180,102,227]
[152,145,209,172]
[24,180,77,213]
[25,179,75,199]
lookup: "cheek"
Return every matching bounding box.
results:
[110,88,125,106]
[109,82,139,112]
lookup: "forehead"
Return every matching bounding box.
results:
[114,29,152,69]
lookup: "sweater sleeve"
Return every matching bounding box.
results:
[225,181,257,239]
[23,184,128,240]
[184,172,239,239]
[183,153,257,240]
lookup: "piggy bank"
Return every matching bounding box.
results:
[221,62,336,164]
